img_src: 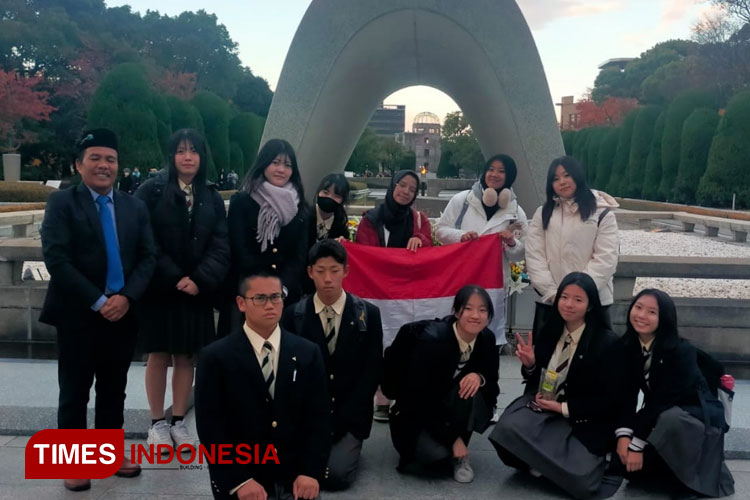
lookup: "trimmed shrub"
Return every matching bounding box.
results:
[166,96,205,133]
[658,89,714,200]
[641,111,666,200]
[625,105,662,198]
[229,112,265,177]
[606,109,639,195]
[88,63,164,172]
[595,128,620,190]
[672,108,719,204]
[584,128,608,185]
[0,181,56,202]
[561,130,576,155]
[193,91,230,182]
[697,90,750,208]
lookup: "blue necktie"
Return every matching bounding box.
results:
[96,195,124,293]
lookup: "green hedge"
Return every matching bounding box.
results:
[697,91,750,208]
[672,108,719,204]
[658,89,714,200]
[625,105,662,198]
[641,111,666,200]
[594,128,620,191]
[606,110,639,195]
[0,182,57,202]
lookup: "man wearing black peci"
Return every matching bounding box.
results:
[40,128,156,491]
[282,239,383,489]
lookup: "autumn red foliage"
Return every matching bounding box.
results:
[154,71,198,100]
[0,70,57,151]
[575,97,639,129]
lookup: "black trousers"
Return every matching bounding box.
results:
[56,311,137,429]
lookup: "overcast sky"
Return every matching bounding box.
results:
[108,0,717,128]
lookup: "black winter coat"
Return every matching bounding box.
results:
[135,172,229,301]
[618,335,703,441]
[386,317,499,460]
[523,323,625,456]
[226,191,309,303]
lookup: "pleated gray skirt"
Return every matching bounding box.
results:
[489,395,606,499]
[649,406,734,497]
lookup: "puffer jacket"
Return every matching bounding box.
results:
[525,190,619,305]
[436,183,528,286]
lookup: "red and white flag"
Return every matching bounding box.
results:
[342,236,504,347]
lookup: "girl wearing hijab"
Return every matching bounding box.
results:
[436,153,528,346]
[218,139,309,335]
[616,289,734,499]
[355,169,432,252]
[355,169,432,422]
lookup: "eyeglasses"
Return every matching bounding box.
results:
[243,293,285,306]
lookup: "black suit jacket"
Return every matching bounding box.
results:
[281,294,383,442]
[387,317,499,458]
[134,172,229,300]
[523,322,625,456]
[226,191,308,303]
[39,183,156,328]
[618,334,702,441]
[195,326,331,499]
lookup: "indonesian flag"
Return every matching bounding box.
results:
[342,235,504,347]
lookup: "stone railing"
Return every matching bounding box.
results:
[616,210,750,242]
[1,237,748,365]
[0,210,44,238]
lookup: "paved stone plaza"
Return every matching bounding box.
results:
[1,357,747,499]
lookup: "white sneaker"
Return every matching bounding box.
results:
[147,420,173,453]
[453,456,475,483]
[170,420,197,449]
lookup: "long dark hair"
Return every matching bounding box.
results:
[624,288,679,349]
[167,129,208,186]
[543,272,607,337]
[452,284,495,321]
[315,173,350,204]
[482,153,517,190]
[239,138,306,209]
[541,156,596,229]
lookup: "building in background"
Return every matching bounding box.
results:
[396,111,441,172]
[557,95,578,131]
[598,57,635,72]
[367,103,406,136]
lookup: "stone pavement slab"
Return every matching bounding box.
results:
[1,356,748,498]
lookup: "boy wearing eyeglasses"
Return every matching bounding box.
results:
[281,240,383,490]
[195,271,331,500]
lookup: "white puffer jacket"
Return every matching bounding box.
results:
[436,185,529,344]
[525,190,619,305]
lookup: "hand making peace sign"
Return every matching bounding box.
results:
[514,331,535,368]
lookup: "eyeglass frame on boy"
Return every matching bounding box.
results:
[242,289,288,307]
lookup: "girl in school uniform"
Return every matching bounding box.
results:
[490,272,624,499]
[616,289,734,499]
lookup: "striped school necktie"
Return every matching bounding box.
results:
[324,306,337,354]
[183,184,193,214]
[643,346,652,388]
[554,334,573,396]
[261,341,275,398]
[454,345,472,378]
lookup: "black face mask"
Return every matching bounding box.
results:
[317,196,341,213]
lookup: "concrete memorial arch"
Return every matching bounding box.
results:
[261,0,564,209]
